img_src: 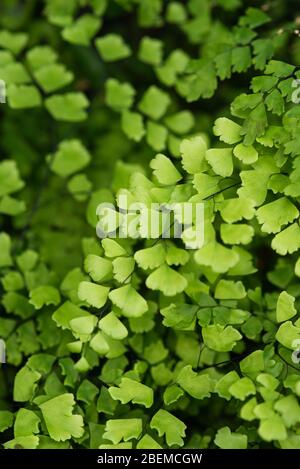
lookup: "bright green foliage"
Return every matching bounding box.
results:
[78,281,109,308]
[29,286,61,309]
[139,37,163,66]
[95,34,131,62]
[50,140,91,177]
[62,15,101,46]
[45,93,89,121]
[2,0,300,452]
[109,377,153,408]
[214,427,247,449]
[150,410,186,447]
[176,366,211,399]
[276,291,297,323]
[105,79,135,111]
[139,86,171,120]
[103,419,142,444]
[39,394,84,441]
[7,84,41,109]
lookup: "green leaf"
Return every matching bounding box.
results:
[139,37,163,66]
[161,303,197,330]
[274,395,300,427]
[256,198,299,234]
[53,301,91,330]
[0,160,24,197]
[240,350,264,378]
[258,416,287,442]
[276,321,300,349]
[195,242,239,273]
[39,394,84,442]
[150,154,181,185]
[0,232,13,267]
[112,256,134,284]
[0,30,28,55]
[95,34,131,61]
[34,64,74,93]
[50,140,91,177]
[166,2,187,24]
[0,62,31,85]
[3,292,34,319]
[253,39,274,69]
[176,365,211,399]
[165,243,189,266]
[163,384,184,405]
[121,111,145,142]
[146,264,187,296]
[238,169,269,206]
[271,223,300,255]
[265,60,295,78]
[4,436,39,449]
[156,49,188,86]
[27,354,56,374]
[220,224,254,245]
[251,75,278,93]
[215,426,247,449]
[215,371,240,400]
[108,285,148,317]
[180,135,207,174]
[77,379,98,404]
[0,411,14,432]
[17,250,38,272]
[99,312,128,340]
[67,173,92,201]
[205,148,233,177]
[0,195,26,216]
[231,46,251,73]
[29,286,60,309]
[14,409,40,437]
[7,84,41,109]
[202,324,242,352]
[105,78,135,112]
[69,315,97,336]
[215,280,246,299]
[103,419,142,444]
[213,117,242,144]
[62,14,101,46]
[215,50,232,80]
[265,89,284,115]
[241,102,267,146]
[276,291,297,323]
[239,7,270,28]
[26,46,57,71]
[78,281,109,308]
[139,86,170,120]
[146,121,168,151]
[150,410,186,447]
[240,397,257,421]
[45,93,89,122]
[165,111,194,135]
[229,377,256,400]
[14,366,41,402]
[183,59,217,101]
[137,434,162,449]
[109,377,153,408]
[0,50,14,66]
[233,143,258,164]
[90,331,109,355]
[91,0,107,15]
[134,244,165,270]
[84,255,112,282]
